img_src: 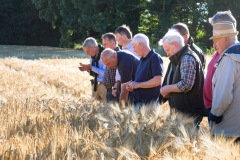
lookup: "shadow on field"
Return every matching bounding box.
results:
[0,45,87,59]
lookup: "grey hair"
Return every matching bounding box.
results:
[209,10,237,28]
[83,37,98,48]
[132,33,150,47]
[160,30,185,47]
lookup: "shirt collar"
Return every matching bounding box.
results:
[140,49,154,61]
[122,41,132,50]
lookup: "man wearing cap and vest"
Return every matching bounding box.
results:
[79,37,106,103]
[208,19,240,137]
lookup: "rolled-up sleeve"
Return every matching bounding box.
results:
[176,55,196,92]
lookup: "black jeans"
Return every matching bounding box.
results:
[205,108,211,125]
[116,81,121,102]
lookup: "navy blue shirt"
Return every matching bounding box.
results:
[132,50,164,104]
[117,51,140,83]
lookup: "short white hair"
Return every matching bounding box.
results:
[132,33,150,47]
[159,30,185,47]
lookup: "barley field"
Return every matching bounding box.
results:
[0,45,239,160]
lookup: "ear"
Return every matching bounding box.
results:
[173,42,179,47]
[183,34,188,40]
[225,37,230,43]
[111,54,116,60]
[111,40,116,45]
[139,42,144,48]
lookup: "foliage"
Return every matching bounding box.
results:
[0,45,87,59]
[0,0,60,46]
[205,47,216,55]
[32,0,144,47]
[1,0,240,48]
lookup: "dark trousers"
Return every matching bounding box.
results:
[194,115,203,130]
[106,89,116,103]
[205,108,211,125]
[116,81,121,102]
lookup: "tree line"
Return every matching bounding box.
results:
[1,0,240,50]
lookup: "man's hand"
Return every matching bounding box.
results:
[126,81,133,92]
[160,85,171,98]
[79,63,92,72]
[126,81,140,92]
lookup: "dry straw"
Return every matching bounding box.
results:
[0,57,239,159]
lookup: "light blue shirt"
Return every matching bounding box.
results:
[90,58,106,82]
[122,40,140,58]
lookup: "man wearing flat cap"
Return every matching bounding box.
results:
[209,17,240,137]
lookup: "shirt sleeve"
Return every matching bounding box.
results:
[151,54,164,77]
[91,58,106,76]
[176,55,196,92]
[115,69,121,81]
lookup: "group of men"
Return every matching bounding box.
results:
[79,11,240,139]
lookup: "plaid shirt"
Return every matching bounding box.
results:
[103,67,116,87]
[176,55,196,92]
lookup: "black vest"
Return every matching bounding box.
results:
[188,37,206,70]
[168,45,206,116]
[90,45,104,91]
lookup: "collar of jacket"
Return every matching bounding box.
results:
[169,45,189,66]
[188,37,194,46]
[91,45,104,60]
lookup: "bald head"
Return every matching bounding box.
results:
[101,48,118,68]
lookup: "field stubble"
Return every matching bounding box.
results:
[0,47,239,159]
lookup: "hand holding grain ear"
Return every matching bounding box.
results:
[78,63,91,72]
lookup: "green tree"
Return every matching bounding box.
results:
[204,0,240,48]
[32,0,143,47]
[0,0,59,46]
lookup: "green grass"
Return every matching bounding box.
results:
[0,45,87,59]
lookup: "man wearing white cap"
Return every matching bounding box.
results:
[209,19,240,137]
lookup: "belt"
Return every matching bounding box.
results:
[107,88,112,91]
[105,84,112,89]
[116,80,121,84]
[97,82,103,85]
